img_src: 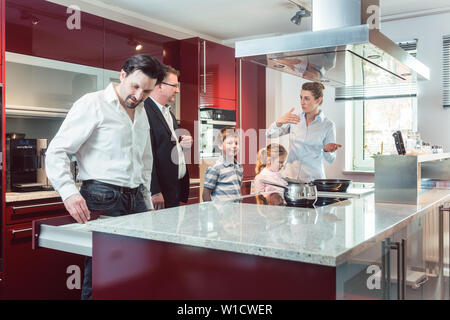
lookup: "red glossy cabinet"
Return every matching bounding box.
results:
[237,59,266,179]
[5,0,103,68]
[179,38,238,179]
[103,19,177,71]
[3,221,84,299]
[199,39,236,102]
[1,199,85,299]
[1,0,4,82]
[6,0,178,71]
[182,38,236,110]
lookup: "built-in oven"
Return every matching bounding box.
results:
[199,108,236,158]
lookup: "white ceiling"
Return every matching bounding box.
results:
[62,0,450,42]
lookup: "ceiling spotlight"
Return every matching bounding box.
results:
[31,17,40,26]
[20,11,40,26]
[127,38,143,51]
[290,5,310,25]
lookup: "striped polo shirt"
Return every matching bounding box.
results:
[204,156,243,201]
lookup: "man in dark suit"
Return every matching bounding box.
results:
[144,65,192,209]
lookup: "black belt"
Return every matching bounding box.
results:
[82,180,140,194]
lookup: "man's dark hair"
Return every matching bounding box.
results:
[121,54,166,84]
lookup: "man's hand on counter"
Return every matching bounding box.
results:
[152,193,165,210]
[64,194,91,224]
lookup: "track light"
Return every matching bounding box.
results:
[290,5,310,25]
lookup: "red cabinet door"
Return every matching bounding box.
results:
[3,221,85,299]
[5,0,103,68]
[237,59,266,180]
[200,40,236,101]
[103,19,176,71]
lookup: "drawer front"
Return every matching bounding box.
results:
[4,221,85,299]
[189,185,200,198]
[11,201,65,215]
[6,199,68,225]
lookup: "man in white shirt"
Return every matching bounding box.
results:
[144,65,192,209]
[45,54,165,300]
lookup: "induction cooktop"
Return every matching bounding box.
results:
[234,192,347,208]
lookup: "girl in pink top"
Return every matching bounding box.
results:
[254,144,288,194]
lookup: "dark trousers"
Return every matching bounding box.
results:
[163,180,181,208]
[79,180,150,300]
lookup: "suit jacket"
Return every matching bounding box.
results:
[143,98,190,205]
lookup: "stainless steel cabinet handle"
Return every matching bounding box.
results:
[383,238,405,300]
[382,239,388,300]
[401,239,406,299]
[439,205,450,300]
[12,201,64,211]
[203,40,206,93]
[390,241,401,300]
[12,228,32,235]
[389,240,406,300]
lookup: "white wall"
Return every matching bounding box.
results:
[266,12,450,183]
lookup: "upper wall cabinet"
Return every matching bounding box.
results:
[5,0,103,68]
[103,19,178,71]
[200,39,236,102]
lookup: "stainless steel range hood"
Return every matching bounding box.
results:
[235,0,430,87]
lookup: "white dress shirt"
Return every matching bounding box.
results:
[46,83,153,206]
[149,96,186,179]
[266,109,337,181]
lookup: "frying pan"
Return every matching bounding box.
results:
[313,179,352,192]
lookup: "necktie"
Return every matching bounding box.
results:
[162,105,186,179]
[163,105,173,129]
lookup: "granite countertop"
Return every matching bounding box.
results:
[79,188,450,267]
[6,179,202,203]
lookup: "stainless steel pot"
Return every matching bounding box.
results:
[260,179,318,206]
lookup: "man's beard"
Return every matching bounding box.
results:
[124,96,142,109]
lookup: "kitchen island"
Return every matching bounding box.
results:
[35,186,450,300]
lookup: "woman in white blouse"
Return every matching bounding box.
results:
[266,82,342,182]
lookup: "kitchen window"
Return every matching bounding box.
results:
[443,35,450,108]
[340,40,418,172]
[348,96,417,171]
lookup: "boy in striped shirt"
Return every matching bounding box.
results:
[202,127,243,201]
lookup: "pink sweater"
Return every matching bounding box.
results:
[254,168,288,194]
